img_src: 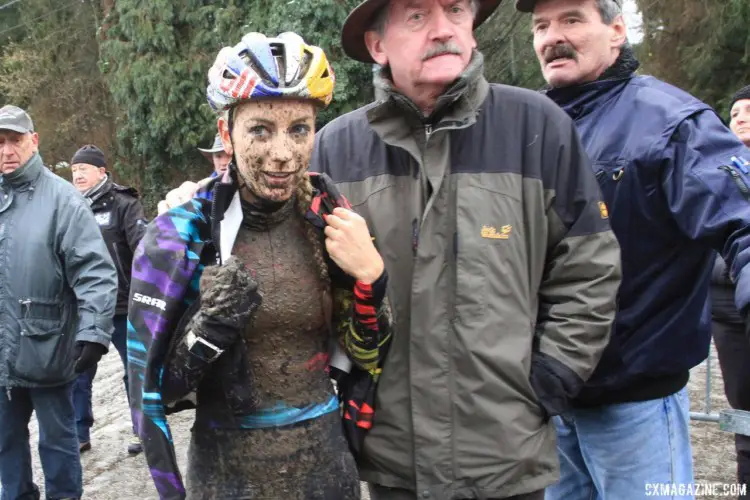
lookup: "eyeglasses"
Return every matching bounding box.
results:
[0,176,13,214]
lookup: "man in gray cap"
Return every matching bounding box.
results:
[517,1,750,498]
[198,133,231,176]
[154,2,623,498]
[0,105,117,499]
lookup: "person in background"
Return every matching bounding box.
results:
[70,144,148,456]
[712,84,750,494]
[199,133,231,176]
[0,105,117,500]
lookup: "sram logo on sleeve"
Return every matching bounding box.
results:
[132,293,167,311]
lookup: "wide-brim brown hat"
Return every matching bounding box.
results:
[515,0,621,12]
[342,0,504,64]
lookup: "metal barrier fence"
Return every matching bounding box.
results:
[690,352,750,436]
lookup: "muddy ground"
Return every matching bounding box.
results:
[11,343,739,499]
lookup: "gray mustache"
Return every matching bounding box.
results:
[422,42,463,61]
[544,43,577,63]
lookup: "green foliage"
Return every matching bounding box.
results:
[637,0,750,117]
[54,165,73,182]
[0,0,116,167]
[0,1,24,47]
[476,2,545,91]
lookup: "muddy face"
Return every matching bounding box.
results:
[224,100,316,203]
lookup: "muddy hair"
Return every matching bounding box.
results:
[295,173,333,317]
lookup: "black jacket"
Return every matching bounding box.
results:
[86,175,147,314]
[711,255,743,325]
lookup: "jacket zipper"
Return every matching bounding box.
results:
[210,182,222,264]
[719,165,750,201]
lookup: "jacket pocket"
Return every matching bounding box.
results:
[454,177,524,323]
[13,317,74,384]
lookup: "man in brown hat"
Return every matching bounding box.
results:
[198,133,231,176]
[313,1,621,499]
[154,2,622,498]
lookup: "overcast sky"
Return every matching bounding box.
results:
[622,0,644,44]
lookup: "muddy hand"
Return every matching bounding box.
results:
[157,177,212,215]
[324,207,384,284]
[200,257,262,321]
[195,257,262,349]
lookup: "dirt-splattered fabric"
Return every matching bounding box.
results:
[183,203,358,499]
[187,410,359,499]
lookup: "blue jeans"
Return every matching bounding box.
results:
[72,314,129,444]
[546,388,694,500]
[0,383,82,500]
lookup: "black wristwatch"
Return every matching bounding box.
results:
[185,330,224,363]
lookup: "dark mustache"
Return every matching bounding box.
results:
[422,41,462,61]
[544,44,577,63]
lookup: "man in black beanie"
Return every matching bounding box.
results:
[70,144,148,455]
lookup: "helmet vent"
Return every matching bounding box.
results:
[239,49,275,86]
[269,43,286,86]
[295,50,313,86]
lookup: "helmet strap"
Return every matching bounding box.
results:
[226,107,253,196]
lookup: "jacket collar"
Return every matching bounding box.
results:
[84,173,112,205]
[198,169,350,264]
[545,44,641,119]
[368,50,489,130]
[4,153,44,187]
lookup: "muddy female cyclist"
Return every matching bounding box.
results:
[126,32,391,500]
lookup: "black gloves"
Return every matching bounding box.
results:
[74,341,107,373]
[193,257,262,350]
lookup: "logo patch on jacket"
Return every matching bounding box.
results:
[481,225,512,240]
[598,201,609,219]
[95,212,112,226]
[132,292,167,311]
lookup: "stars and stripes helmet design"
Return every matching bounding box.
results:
[206,31,335,113]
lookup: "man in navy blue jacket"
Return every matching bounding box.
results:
[517,0,750,498]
